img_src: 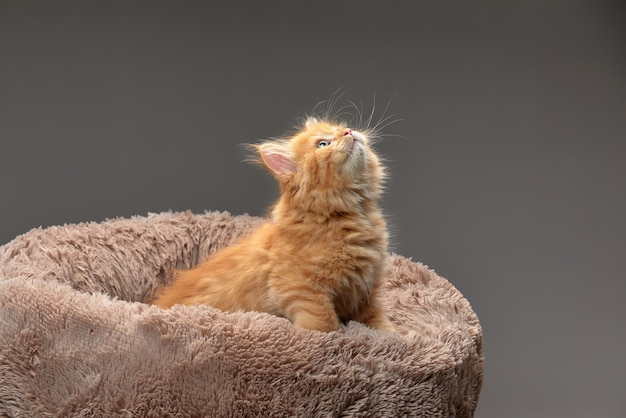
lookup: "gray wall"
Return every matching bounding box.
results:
[1,1,624,417]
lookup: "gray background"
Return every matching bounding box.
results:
[1,1,624,417]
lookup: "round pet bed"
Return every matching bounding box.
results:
[0,211,483,417]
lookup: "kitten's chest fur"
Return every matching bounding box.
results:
[266,208,388,321]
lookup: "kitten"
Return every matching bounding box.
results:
[152,117,394,332]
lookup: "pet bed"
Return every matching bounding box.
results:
[0,211,483,417]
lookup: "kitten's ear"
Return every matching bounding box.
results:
[257,142,297,180]
[305,117,319,129]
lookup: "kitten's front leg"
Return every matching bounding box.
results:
[356,297,395,332]
[280,291,339,332]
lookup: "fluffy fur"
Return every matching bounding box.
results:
[152,118,393,332]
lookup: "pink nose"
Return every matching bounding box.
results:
[343,129,352,136]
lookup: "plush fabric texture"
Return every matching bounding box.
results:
[0,211,483,417]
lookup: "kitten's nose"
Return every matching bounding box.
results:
[343,129,352,136]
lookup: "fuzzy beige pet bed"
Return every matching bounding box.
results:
[0,211,483,417]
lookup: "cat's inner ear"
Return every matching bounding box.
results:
[258,143,297,179]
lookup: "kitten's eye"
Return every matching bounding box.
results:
[316,140,331,149]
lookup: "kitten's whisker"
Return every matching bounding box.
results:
[346,98,364,130]
[310,92,402,144]
[373,114,404,131]
[365,94,377,133]
[369,94,396,135]
[375,94,396,127]
[312,99,326,119]
[327,88,347,121]
[334,112,355,125]
[371,119,405,140]
[378,133,406,140]
[312,88,346,122]
[332,104,357,124]
[359,99,367,131]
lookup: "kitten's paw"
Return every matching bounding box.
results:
[292,311,339,333]
[368,318,396,333]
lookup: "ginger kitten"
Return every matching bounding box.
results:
[152,117,394,332]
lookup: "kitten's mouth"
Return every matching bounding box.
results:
[346,131,366,154]
[332,130,366,172]
[334,130,365,161]
[337,136,356,154]
[339,130,362,152]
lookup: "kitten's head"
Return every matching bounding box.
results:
[254,117,385,214]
